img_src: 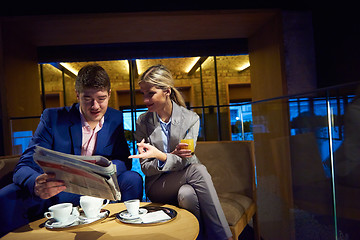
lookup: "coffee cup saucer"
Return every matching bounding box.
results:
[119,208,148,220]
[45,214,78,228]
[78,209,108,223]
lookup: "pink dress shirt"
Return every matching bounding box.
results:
[79,110,104,156]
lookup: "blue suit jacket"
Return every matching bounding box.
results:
[13,103,131,196]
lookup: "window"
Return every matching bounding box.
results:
[12,131,33,154]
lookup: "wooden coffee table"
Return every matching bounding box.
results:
[2,202,199,240]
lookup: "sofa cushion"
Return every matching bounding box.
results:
[196,141,253,197]
[0,156,20,189]
[219,192,253,226]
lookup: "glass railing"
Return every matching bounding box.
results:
[241,82,359,240]
[8,81,360,239]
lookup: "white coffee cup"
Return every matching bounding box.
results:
[44,203,76,223]
[80,196,109,219]
[124,199,140,217]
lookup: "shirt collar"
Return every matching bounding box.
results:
[156,113,171,127]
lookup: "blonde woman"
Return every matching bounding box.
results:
[129,65,233,240]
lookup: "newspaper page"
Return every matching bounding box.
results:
[33,146,121,201]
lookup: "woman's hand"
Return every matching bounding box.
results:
[171,143,192,158]
[129,139,167,161]
[34,173,66,199]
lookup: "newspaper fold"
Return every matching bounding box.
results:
[33,146,121,201]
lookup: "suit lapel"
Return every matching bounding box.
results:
[69,104,82,155]
[147,112,165,152]
[146,102,185,152]
[95,111,110,154]
[169,102,184,151]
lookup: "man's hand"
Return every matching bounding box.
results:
[34,173,66,199]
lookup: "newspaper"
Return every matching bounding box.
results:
[33,146,121,201]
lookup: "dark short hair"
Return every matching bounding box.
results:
[75,64,111,93]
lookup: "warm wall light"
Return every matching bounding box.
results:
[237,62,250,72]
[59,63,78,76]
[185,57,201,73]
[136,59,143,75]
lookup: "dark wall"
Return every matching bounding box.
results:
[312,9,360,88]
[2,2,358,89]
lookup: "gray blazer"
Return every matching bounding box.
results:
[134,101,200,193]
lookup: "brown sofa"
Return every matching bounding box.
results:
[195,141,259,239]
[0,155,20,189]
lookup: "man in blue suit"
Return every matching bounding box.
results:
[0,64,143,236]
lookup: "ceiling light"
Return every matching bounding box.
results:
[237,62,250,72]
[136,59,143,75]
[185,57,201,73]
[59,63,78,76]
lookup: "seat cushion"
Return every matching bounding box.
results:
[218,192,253,226]
[196,141,253,196]
[0,156,20,189]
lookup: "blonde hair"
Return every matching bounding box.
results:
[139,65,186,108]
